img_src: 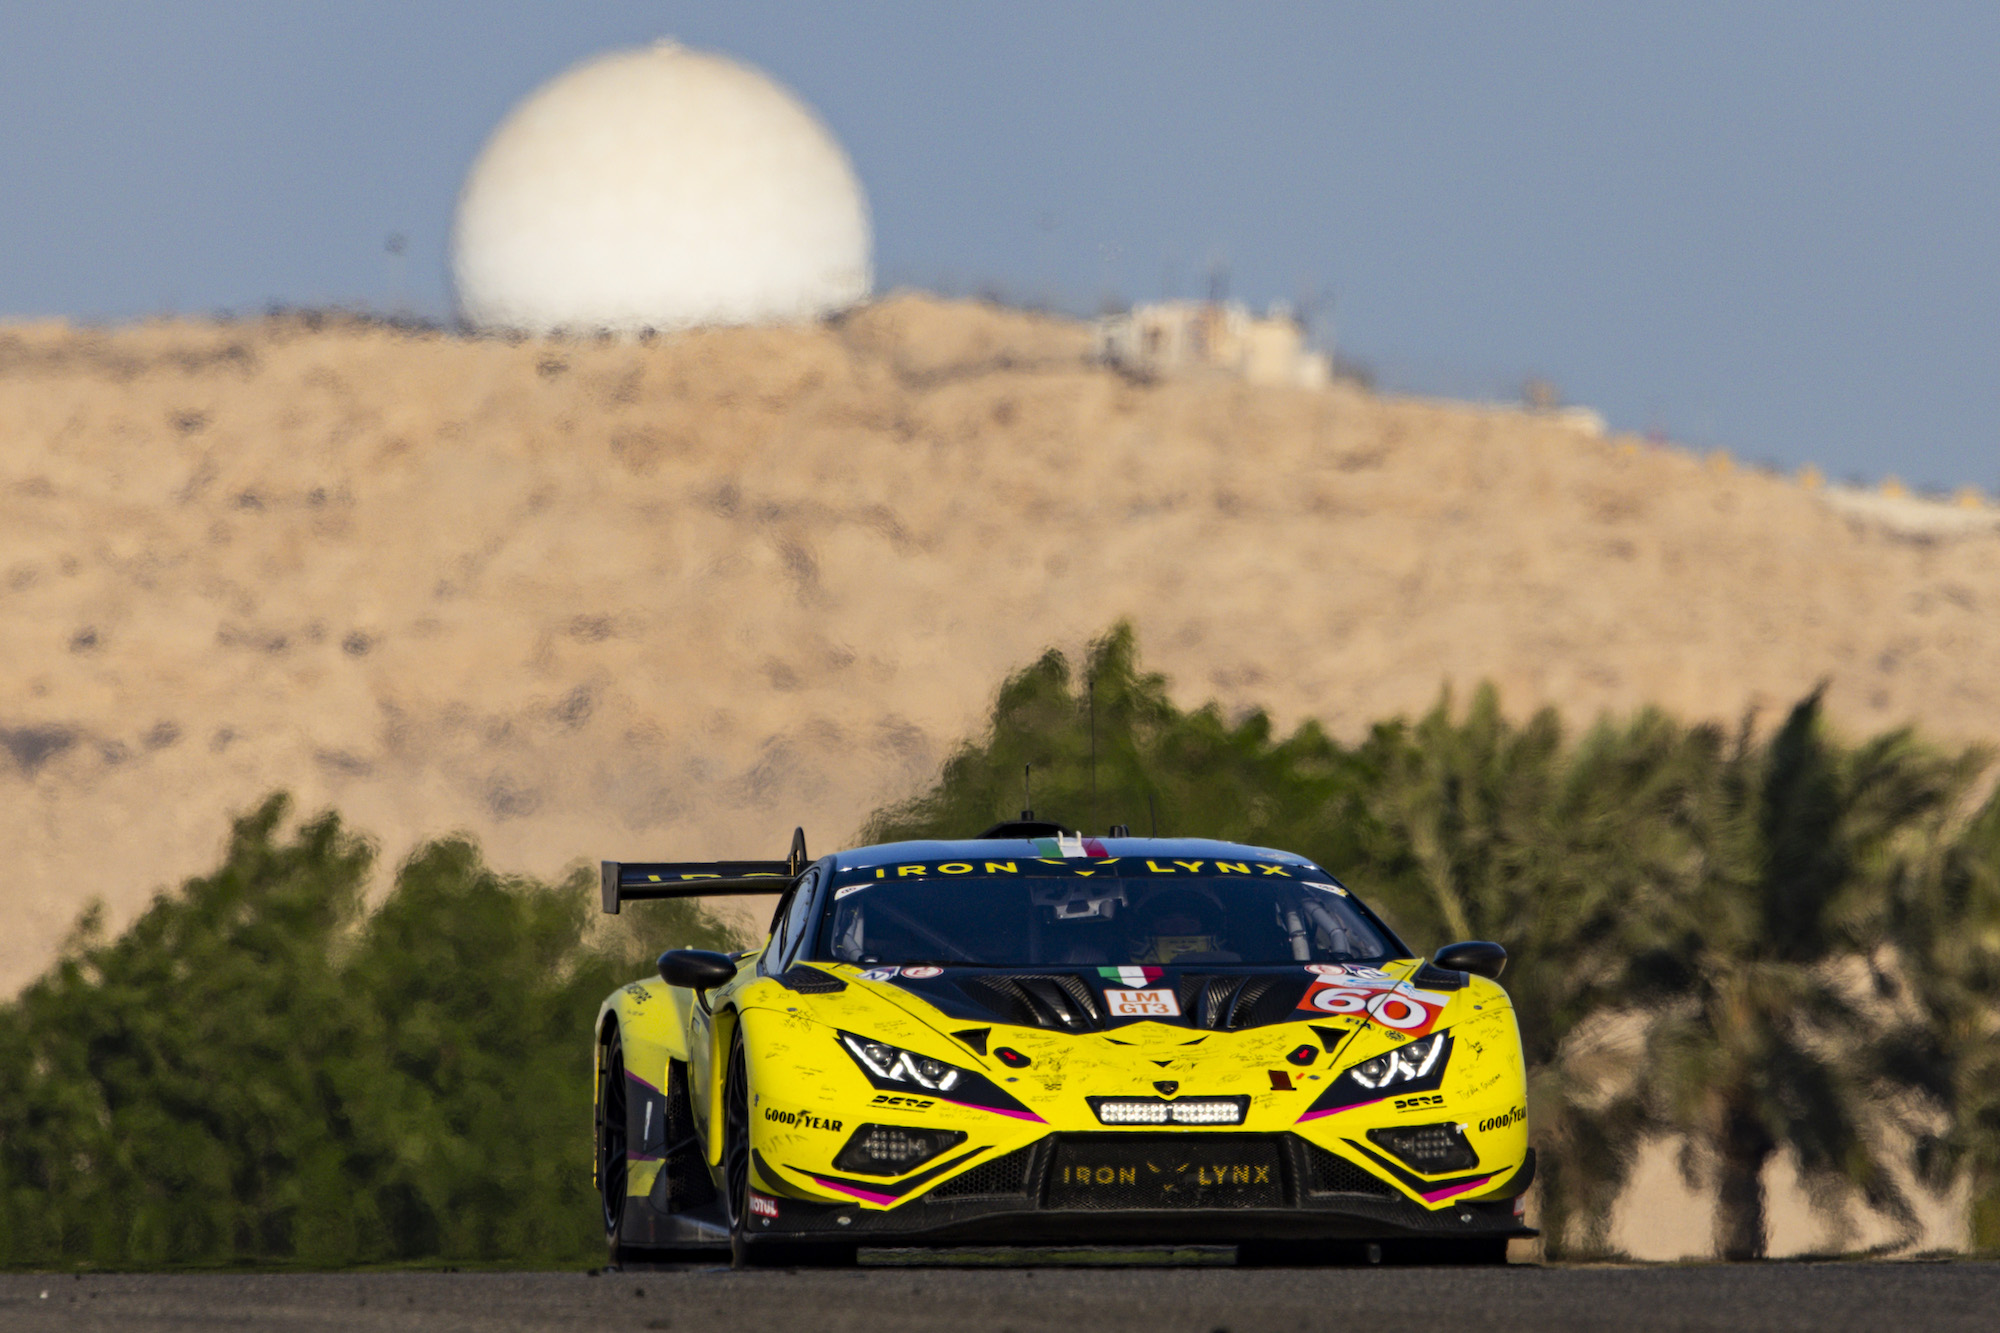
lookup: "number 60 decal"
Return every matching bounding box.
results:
[1299,980,1449,1036]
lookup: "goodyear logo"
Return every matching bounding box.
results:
[1478,1106,1526,1133]
[765,1108,842,1132]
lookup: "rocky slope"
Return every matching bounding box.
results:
[4,294,1998,999]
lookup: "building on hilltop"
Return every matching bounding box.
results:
[1093,300,1331,389]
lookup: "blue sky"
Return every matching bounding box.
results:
[2,2,1994,488]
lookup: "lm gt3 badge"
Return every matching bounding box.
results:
[1103,987,1180,1017]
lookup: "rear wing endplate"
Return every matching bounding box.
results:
[601,827,810,914]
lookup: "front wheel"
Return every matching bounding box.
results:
[595,1024,630,1265]
[724,1024,753,1268]
[723,1023,855,1269]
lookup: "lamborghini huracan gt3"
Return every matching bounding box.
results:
[593,825,1533,1266]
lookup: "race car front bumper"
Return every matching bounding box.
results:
[734,1132,1535,1252]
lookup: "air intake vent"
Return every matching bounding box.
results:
[775,965,847,994]
[928,1145,1036,1200]
[1299,1141,1396,1197]
[651,1060,717,1211]
[1182,974,1309,1030]
[962,975,1102,1031]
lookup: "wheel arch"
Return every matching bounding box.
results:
[702,1000,748,1168]
[596,979,700,1182]
[598,978,696,1084]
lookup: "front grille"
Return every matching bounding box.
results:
[1047,1134,1285,1210]
[928,1144,1035,1199]
[1300,1142,1396,1197]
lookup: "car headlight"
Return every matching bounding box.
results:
[1347,1032,1447,1090]
[839,1033,965,1092]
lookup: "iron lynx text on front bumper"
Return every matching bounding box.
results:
[592,830,1536,1266]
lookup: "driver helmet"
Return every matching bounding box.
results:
[1128,888,1224,964]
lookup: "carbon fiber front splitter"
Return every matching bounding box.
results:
[623,1136,1536,1255]
[735,1191,1532,1252]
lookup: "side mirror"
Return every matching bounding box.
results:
[659,949,739,991]
[1433,940,1507,980]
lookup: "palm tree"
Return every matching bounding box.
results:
[1361,687,1720,1254]
[1630,691,1973,1259]
[862,621,1385,876]
[1879,777,2000,1252]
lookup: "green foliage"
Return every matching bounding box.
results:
[1623,694,1980,1259]
[0,794,740,1269]
[865,622,1397,925]
[5,626,1999,1267]
[1880,772,2000,1254]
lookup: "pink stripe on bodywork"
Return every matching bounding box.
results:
[813,1177,898,1206]
[1297,1096,1387,1122]
[949,1100,1043,1122]
[1421,1175,1494,1203]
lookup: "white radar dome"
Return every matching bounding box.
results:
[452,42,871,334]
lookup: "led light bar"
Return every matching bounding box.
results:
[1366,1121,1479,1173]
[1090,1097,1247,1126]
[831,1122,968,1176]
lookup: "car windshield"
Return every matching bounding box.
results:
[810,858,1399,968]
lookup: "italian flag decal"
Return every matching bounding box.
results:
[1099,966,1164,987]
[1032,835,1111,859]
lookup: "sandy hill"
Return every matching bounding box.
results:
[4,294,2000,997]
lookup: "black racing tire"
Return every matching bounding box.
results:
[724,1023,756,1269]
[723,1023,855,1269]
[596,1023,631,1266]
[1384,1236,1512,1266]
[1236,1239,1374,1267]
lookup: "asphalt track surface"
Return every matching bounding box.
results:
[3,1258,1995,1333]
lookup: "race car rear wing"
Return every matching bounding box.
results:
[600,827,809,914]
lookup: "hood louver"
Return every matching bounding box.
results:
[1185,973,1305,1030]
[950,972,1309,1033]
[962,974,1103,1031]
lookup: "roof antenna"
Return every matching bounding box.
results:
[1087,667,1098,836]
[1021,763,1034,821]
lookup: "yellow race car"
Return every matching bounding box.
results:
[593,823,1533,1267]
